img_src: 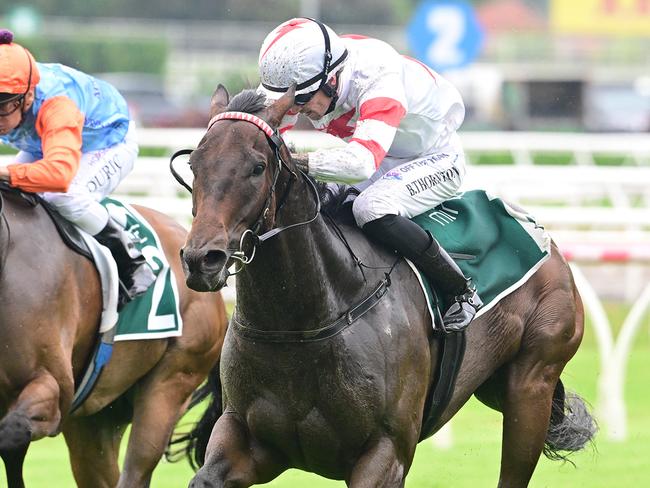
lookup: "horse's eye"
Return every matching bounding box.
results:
[252,163,266,176]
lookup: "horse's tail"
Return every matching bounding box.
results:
[165,361,223,470]
[543,379,597,462]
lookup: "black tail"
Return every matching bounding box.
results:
[165,361,223,470]
[543,379,597,462]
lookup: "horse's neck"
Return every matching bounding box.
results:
[235,182,369,330]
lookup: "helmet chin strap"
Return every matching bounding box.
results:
[17,46,34,128]
[320,73,340,115]
[17,92,32,128]
[322,88,338,115]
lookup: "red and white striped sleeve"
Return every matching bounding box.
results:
[309,70,407,183]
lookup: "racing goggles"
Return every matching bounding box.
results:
[294,89,318,106]
[0,94,24,116]
[294,79,338,106]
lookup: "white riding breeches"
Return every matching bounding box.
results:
[15,122,138,235]
[352,133,466,227]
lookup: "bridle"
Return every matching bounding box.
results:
[169,110,322,274]
[172,109,393,344]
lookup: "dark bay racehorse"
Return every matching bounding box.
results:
[0,189,228,488]
[180,85,596,487]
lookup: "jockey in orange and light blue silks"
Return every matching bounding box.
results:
[0,29,154,304]
[257,18,482,331]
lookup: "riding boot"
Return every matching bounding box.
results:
[363,214,483,331]
[94,217,156,306]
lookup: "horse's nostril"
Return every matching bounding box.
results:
[182,247,225,275]
[204,250,226,269]
[179,248,185,259]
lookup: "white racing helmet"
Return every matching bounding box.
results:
[258,18,348,103]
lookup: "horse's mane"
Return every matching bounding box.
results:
[227,89,267,115]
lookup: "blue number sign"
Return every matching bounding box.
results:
[407,0,484,71]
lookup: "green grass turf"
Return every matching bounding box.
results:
[3,303,649,487]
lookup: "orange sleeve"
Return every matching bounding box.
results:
[7,96,84,193]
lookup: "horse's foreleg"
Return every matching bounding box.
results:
[0,373,63,450]
[347,437,407,488]
[0,443,29,488]
[189,412,285,488]
[497,362,562,488]
[62,409,128,488]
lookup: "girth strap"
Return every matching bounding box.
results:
[419,329,467,441]
[69,328,116,413]
[231,276,391,343]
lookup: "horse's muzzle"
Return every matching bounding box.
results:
[180,246,229,291]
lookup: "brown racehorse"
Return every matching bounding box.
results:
[180,86,596,488]
[0,188,227,488]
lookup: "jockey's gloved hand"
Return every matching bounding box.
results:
[291,153,309,174]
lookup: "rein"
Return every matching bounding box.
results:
[0,183,38,272]
[0,189,7,272]
[169,110,322,273]
[174,107,393,342]
[204,113,394,343]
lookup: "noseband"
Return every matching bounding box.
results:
[170,110,321,273]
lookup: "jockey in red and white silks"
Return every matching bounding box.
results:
[258,18,481,331]
[260,28,466,227]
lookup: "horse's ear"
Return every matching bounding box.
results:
[209,84,229,118]
[266,84,296,128]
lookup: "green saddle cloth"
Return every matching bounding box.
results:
[102,197,183,341]
[410,190,551,318]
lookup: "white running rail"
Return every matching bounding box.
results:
[137,128,650,166]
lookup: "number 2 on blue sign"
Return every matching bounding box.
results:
[426,5,465,67]
[407,0,483,71]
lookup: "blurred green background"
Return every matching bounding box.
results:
[3,0,648,130]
